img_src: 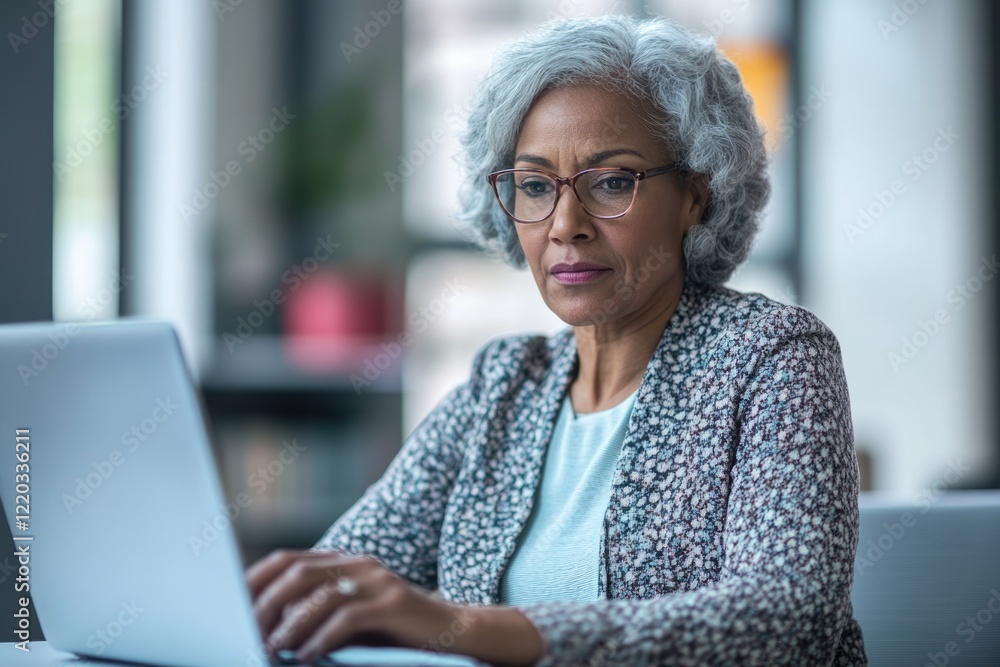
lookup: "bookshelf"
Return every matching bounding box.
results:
[201,335,404,563]
[202,0,406,563]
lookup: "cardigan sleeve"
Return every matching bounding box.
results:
[311,343,489,590]
[514,320,862,666]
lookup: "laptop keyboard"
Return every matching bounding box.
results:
[269,646,482,666]
[271,649,409,666]
[271,649,349,666]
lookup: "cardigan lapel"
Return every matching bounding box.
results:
[598,279,710,598]
[485,329,578,602]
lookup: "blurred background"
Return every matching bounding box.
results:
[0,0,996,617]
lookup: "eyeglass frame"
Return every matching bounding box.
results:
[486,163,685,224]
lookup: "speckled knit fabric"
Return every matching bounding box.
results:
[315,279,868,666]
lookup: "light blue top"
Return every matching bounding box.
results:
[499,388,638,604]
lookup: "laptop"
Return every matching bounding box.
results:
[0,319,479,667]
[852,491,1000,666]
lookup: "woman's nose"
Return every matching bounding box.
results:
[547,184,595,243]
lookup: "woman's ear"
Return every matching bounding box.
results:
[682,172,711,232]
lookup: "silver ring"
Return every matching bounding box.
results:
[336,576,358,596]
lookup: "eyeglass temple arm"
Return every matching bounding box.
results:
[638,164,684,180]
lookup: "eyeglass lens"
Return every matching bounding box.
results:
[493,170,638,222]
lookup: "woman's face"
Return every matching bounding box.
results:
[512,84,707,330]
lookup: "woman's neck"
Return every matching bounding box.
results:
[570,281,684,413]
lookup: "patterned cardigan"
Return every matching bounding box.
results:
[315,279,868,666]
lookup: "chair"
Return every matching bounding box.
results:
[851,490,1000,666]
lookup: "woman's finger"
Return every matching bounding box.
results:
[295,598,385,663]
[266,569,375,653]
[247,548,345,598]
[246,549,305,598]
[254,552,354,635]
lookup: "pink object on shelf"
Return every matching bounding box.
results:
[283,269,394,371]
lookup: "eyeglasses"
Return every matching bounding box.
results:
[486,164,683,224]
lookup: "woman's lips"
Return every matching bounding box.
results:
[550,262,612,285]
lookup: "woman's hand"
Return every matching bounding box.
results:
[246,549,545,666]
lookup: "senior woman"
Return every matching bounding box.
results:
[247,14,867,666]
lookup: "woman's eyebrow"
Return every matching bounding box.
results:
[584,148,647,165]
[512,148,648,168]
[512,153,553,167]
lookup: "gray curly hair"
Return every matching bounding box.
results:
[456,14,770,285]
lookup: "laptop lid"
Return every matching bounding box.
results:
[0,319,267,667]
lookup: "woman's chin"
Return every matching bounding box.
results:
[548,302,621,328]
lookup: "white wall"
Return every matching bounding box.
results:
[802,0,994,491]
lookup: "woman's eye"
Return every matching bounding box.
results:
[594,175,633,192]
[517,180,553,197]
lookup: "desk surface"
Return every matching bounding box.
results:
[1,642,79,666]
[0,642,482,666]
